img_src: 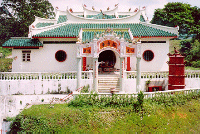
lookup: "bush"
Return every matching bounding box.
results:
[68,93,138,108]
[179,39,200,69]
[191,60,200,68]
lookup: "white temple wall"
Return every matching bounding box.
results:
[12,43,77,72]
[0,79,93,95]
[140,38,169,71]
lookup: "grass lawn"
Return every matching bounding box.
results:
[9,93,200,133]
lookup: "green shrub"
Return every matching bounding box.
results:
[81,85,90,93]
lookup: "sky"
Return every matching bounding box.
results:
[1,0,200,20]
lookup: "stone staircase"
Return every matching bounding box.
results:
[98,74,120,93]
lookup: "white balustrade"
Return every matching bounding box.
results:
[0,72,77,80]
[125,71,168,79]
[76,88,200,99]
[125,70,200,79]
[185,70,200,79]
[0,70,199,80]
[81,70,93,79]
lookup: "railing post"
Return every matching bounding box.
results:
[39,73,42,80]
[77,57,82,90]
[120,57,125,93]
[136,57,141,92]
[93,57,98,93]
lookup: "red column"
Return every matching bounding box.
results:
[83,57,86,71]
[127,57,130,71]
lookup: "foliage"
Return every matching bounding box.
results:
[0,47,12,57]
[81,84,90,93]
[0,0,55,46]
[0,58,12,72]
[136,91,144,111]
[147,90,200,107]
[151,2,200,40]
[68,93,138,108]
[179,40,200,67]
[8,91,200,133]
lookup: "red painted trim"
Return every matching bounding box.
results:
[32,36,76,38]
[83,57,86,71]
[55,50,67,62]
[143,50,155,62]
[33,36,177,39]
[127,57,130,71]
[134,36,177,38]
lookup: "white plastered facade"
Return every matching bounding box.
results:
[11,5,177,72]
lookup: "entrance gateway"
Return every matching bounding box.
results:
[98,50,116,67]
[77,28,142,93]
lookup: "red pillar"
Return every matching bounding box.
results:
[127,57,130,71]
[83,57,86,71]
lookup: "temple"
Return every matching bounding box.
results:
[2,4,179,93]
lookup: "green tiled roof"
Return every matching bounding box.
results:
[78,15,84,17]
[57,15,67,24]
[82,31,130,42]
[2,38,43,47]
[86,15,95,18]
[86,13,116,19]
[118,15,130,18]
[36,23,54,28]
[32,23,177,39]
[93,13,116,19]
[140,15,145,22]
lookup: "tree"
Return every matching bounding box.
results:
[190,6,200,40]
[0,0,55,46]
[179,40,200,67]
[151,2,199,37]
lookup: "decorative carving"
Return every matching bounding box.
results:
[174,47,179,54]
[105,28,113,35]
[83,47,91,54]
[92,6,95,10]
[134,8,138,12]
[126,47,135,53]
[77,37,82,43]
[69,8,73,13]
[100,40,118,50]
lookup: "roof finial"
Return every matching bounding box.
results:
[134,8,138,12]
[174,47,179,54]
[92,6,95,10]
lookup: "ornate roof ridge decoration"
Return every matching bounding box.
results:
[82,4,119,13]
[65,6,142,23]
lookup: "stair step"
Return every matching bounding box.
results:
[98,74,120,93]
[98,88,120,93]
[98,84,119,86]
[98,80,119,83]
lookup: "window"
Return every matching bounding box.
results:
[22,50,31,61]
[55,50,67,62]
[143,50,154,61]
